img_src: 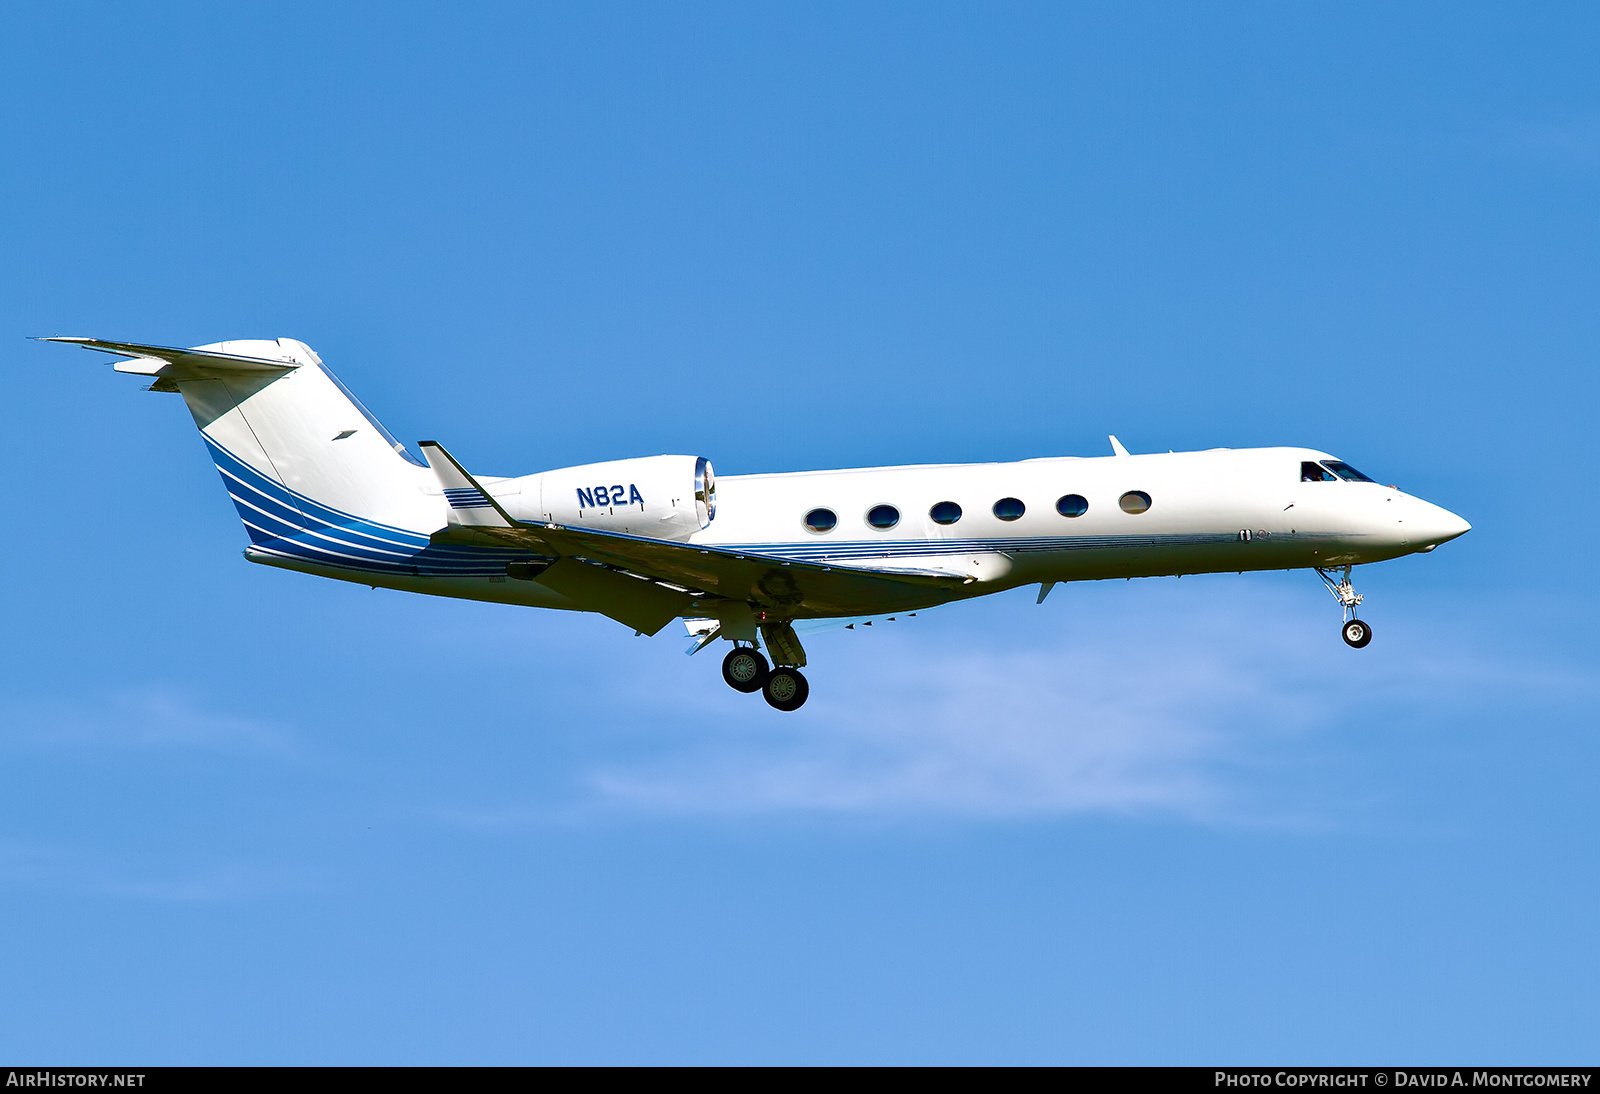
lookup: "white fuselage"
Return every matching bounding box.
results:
[694,446,1464,597]
[53,337,1469,654]
[412,443,1468,617]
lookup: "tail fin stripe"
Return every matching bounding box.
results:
[240,518,284,546]
[210,455,428,547]
[443,487,495,511]
[204,437,432,544]
[259,537,423,570]
[216,470,424,555]
[288,526,416,559]
[220,480,329,535]
[205,433,538,574]
[225,499,424,564]
[248,544,428,576]
[214,468,418,553]
[227,483,540,571]
[229,498,418,559]
[249,539,529,577]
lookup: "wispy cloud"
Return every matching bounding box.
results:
[578,587,1592,824]
[0,687,298,755]
[592,642,1239,819]
[0,836,314,902]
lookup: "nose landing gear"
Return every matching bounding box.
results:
[1341,618,1373,648]
[1318,566,1373,648]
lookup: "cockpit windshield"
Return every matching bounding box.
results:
[1321,460,1376,483]
[1301,461,1337,482]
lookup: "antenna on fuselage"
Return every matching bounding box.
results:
[1109,435,1130,457]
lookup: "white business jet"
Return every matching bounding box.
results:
[46,336,1470,711]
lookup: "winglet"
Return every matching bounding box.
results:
[417,441,516,529]
[1109,435,1130,457]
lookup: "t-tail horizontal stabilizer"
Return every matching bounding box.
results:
[37,337,305,377]
[417,440,516,530]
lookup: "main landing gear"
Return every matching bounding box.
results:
[719,622,811,711]
[1318,565,1373,648]
[721,647,768,693]
[762,667,810,712]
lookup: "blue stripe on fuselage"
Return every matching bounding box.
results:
[203,436,539,577]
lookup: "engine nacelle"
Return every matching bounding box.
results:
[499,455,715,541]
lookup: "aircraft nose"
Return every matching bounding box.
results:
[1410,500,1471,548]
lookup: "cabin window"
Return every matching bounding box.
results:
[929,501,962,525]
[1302,461,1337,482]
[803,508,837,533]
[992,497,1025,521]
[866,504,900,530]
[1322,460,1377,483]
[1056,494,1088,517]
[1119,490,1152,514]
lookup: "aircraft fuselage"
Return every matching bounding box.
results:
[48,335,1470,711]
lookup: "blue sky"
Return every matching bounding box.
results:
[2,1,1597,1063]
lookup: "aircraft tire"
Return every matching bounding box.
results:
[1342,619,1373,648]
[722,647,769,693]
[762,668,809,712]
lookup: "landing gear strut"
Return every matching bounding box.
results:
[1317,566,1373,649]
[712,618,811,710]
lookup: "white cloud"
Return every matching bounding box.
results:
[591,641,1284,820]
[581,584,1591,823]
[0,687,297,755]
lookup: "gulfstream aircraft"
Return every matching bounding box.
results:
[46,336,1470,711]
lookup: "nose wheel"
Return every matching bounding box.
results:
[1318,566,1373,649]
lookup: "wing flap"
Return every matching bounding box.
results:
[533,557,692,636]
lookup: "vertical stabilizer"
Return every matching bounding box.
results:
[173,339,438,537]
[46,337,447,571]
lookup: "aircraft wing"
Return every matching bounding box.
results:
[532,522,967,616]
[418,441,968,619]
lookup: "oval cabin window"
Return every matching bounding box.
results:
[803,508,837,533]
[866,504,900,530]
[929,501,962,525]
[1119,490,1152,514]
[992,497,1025,521]
[1056,494,1088,517]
